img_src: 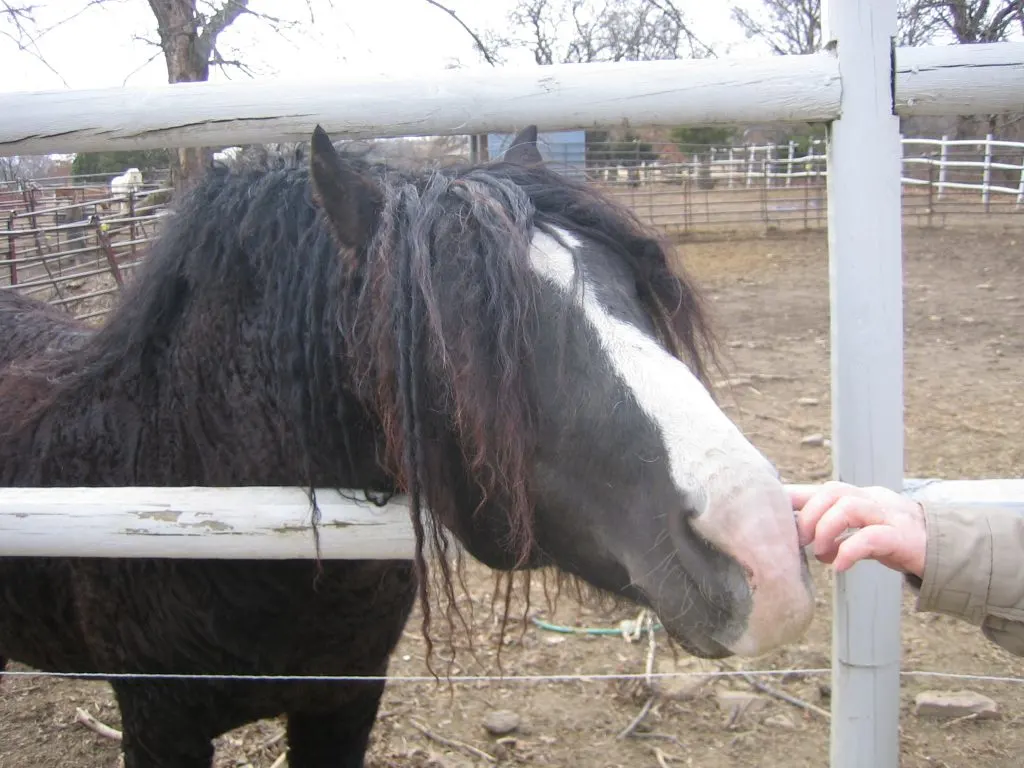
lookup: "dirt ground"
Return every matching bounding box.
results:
[2,224,1024,767]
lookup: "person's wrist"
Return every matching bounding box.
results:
[905,501,927,578]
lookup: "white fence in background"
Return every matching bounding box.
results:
[591,136,1024,207]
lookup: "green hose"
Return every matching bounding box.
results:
[530,616,663,636]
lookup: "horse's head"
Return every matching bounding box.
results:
[309,125,813,659]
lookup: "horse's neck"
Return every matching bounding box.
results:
[0,316,389,491]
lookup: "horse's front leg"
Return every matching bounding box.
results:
[285,681,387,768]
[113,681,217,768]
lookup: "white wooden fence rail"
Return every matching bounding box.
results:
[0,42,1022,157]
[1,480,1021,561]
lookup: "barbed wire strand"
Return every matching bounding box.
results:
[2,668,1023,685]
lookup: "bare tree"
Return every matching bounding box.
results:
[732,0,1022,54]
[728,0,950,53]
[731,0,821,55]
[896,0,946,45]
[0,155,62,184]
[906,0,1023,43]
[497,0,714,67]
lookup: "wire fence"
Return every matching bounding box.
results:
[3,666,1024,686]
[1,135,1021,325]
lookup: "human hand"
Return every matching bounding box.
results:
[789,481,927,577]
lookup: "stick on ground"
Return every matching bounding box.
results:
[617,695,656,739]
[75,707,123,741]
[740,672,831,720]
[409,718,497,763]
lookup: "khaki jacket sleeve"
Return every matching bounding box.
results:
[911,501,1024,656]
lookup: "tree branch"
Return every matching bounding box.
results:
[121,47,164,86]
[648,0,716,57]
[210,40,257,79]
[14,0,112,46]
[422,0,499,66]
[0,2,70,86]
[730,0,821,56]
[196,0,251,61]
[900,0,1023,43]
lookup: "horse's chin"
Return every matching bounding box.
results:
[627,567,745,660]
[655,612,735,659]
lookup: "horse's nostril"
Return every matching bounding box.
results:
[741,561,757,592]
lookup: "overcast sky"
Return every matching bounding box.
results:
[0,1,763,93]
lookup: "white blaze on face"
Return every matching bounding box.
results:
[527,227,813,657]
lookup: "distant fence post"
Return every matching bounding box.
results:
[927,151,936,227]
[128,190,137,261]
[760,155,770,227]
[803,163,811,229]
[982,133,993,211]
[786,140,796,187]
[91,215,124,287]
[1017,150,1024,208]
[5,211,15,286]
[937,134,949,199]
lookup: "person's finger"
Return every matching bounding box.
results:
[786,484,817,511]
[794,483,843,544]
[811,495,889,559]
[831,526,900,572]
[794,482,855,546]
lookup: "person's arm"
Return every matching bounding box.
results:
[792,482,1024,656]
[910,501,1024,656]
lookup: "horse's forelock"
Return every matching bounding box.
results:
[349,169,541,548]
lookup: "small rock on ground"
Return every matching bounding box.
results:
[763,713,798,730]
[482,710,521,735]
[913,690,1000,720]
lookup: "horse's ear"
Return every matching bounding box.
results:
[504,125,543,166]
[309,124,382,249]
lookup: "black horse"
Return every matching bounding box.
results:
[0,125,813,767]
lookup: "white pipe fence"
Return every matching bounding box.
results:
[590,136,1024,207]
[0,3,1022,767]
